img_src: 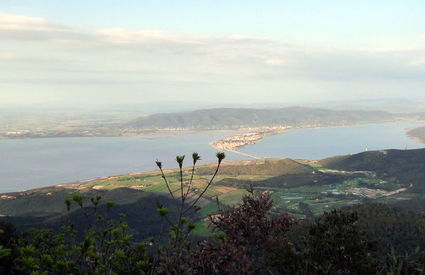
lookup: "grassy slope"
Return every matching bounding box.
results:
[196,158,313,176]
[4,149,425,238]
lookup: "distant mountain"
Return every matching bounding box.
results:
[126,107,397,129]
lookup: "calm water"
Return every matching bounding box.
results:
[1,122,424,193]
[0,131,242,193]
[239,122,425,160]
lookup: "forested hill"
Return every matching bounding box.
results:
[320,148,425,193]
[126,107,396,129]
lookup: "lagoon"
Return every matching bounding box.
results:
[0,131,242,193]
[0,122,424,193]
[239,122,425,160]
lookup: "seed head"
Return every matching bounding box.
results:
[176,155,185,168]
[216,152,226,164]
[192,152,201,165]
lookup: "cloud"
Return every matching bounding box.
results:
[0,12,52,30]
[0,12,91,41]
[1,11,425,106]
[0,11,288,58]
[98,28,196,45]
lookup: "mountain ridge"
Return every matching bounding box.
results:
[126,107,397,129]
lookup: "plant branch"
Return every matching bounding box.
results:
[183,162,221,214]
[158,167,175,200]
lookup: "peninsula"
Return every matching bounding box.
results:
[210,126,289,159]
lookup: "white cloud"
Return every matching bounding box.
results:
[0,12,51,30]
[0,12,287,58]
[98,28,196,45]
[0,12,89,41]
[1,11,425,106]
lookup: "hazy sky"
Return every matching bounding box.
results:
[0,1,425,107]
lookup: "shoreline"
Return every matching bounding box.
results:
[208,120,425,160]
[1,118,423,141]
[49,122,425,192]
[2,120,425,194]
[0,129,241,141]
[0,159,265,194]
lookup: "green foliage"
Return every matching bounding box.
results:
[301,210,377,273]
[320,148,425,193]
[106,201,115,211]
[157,206,169,217]
[9,196,152,274]
[0,245,11,259]
[3,152,425,274]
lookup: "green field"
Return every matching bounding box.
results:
[76,157,410,228]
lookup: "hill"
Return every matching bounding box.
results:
[319,148,425,193]
[217,170,356,189]
[196,158,313,176]
[0,188,191,241]
[126,107,396,129]
[4,149,425,240]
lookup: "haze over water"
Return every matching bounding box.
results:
[0,122,424,193]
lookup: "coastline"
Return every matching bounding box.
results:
[0,159,263,194]
[0,118,421,141]
[208,120,425,160]
[47,121,425,192]
[2,120,425,194]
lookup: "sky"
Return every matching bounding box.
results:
[0,1,425,108]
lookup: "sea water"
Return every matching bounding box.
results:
[1,122,424,193]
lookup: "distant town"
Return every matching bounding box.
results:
[211,126,288,151]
